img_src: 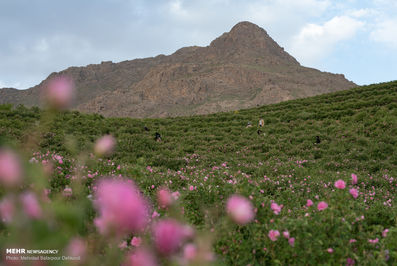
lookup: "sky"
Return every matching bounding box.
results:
[0,0,396,89]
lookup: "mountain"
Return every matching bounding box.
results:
[0,21,356,117]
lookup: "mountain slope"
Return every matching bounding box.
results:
[0,21,355,117]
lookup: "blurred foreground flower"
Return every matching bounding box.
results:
[94,179,150,235]
[0,197,15,223]
[20,192,42,219]
[226,195,254,225]
[125,248,157,266]
[94,135,116,157]
[44,76,75,109]
[63,187,73,197]
[131,236,142,247]
[157,188,173,209]
[183,243,197,261]
[153,219,184,256]
[0,149,22,187]
[66,237,87,261]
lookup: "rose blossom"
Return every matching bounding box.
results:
[317,201,328,211]
[268,230,280,241]
[226,195,254,225]
[94,135,116,157]
[0,149,22,187]
[334,179,346,189]
[153,219,184,255]
[94,179,150,235]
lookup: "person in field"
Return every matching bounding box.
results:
[155,132,162,142]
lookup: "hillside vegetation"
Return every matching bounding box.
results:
[0,81,397,265]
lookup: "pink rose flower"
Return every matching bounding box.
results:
[346,258,355,266]
[44,76,75,109]
[0,197,14,223]
[131,237,142,247]
[317,201,328,211]
[153,219,184,256]
[157,188,173,209]
[119,241,128,250]
[183,243,197,260]
[334,179,346,189]
[63,187,73,197]
[351,174,358,185]
[288,237,295,247]
[171,191,180,200]
[66,238,86,261]
[0,149,22,187]
[349,188,359,199]
[20,192,42,219]
[125,248,157,266]
[271,202,282,215]
[382,229,389,238]
[94,135,116,157]
[94,179,150,235]
[368,238,379,244]
[268,230,280,241]
[306,199,313,207]
[226,195,254,225]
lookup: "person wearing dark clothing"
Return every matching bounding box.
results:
[155,132,162,142]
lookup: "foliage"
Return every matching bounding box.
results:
[0,81,396,265]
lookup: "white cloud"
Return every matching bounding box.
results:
[168,0,189,19]
[348,8,377,18]
[244,0,330,41]
[248,0,331,18]
[372,0,397,9]
[370,18,397,48]
[289,16,364,64]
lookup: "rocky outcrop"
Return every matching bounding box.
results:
[0,21,355,117]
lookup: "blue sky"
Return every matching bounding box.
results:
[0,0,396,89]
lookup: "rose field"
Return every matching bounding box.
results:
[0,80,397,265]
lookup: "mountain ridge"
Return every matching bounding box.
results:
[0,21,356,117]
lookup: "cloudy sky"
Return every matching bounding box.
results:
[1,0,396,89]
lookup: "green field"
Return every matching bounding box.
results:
[1,81,396,265]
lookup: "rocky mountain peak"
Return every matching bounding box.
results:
[209,21,298,65]
[229,21,269,37]
[0,21,355,118]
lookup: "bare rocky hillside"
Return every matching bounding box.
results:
[0,21,356,117]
